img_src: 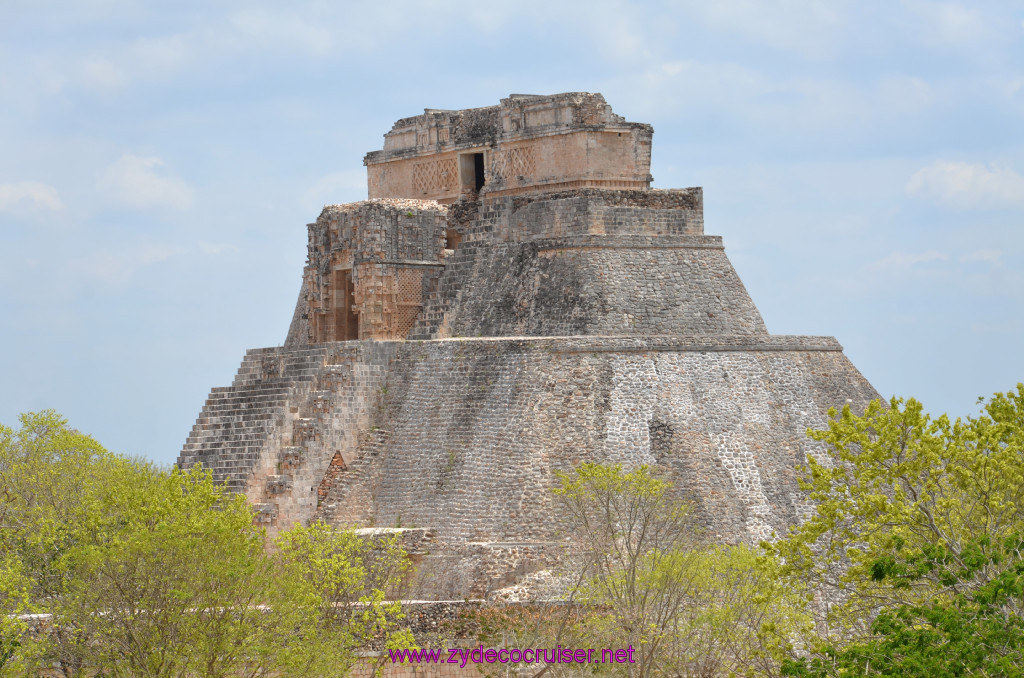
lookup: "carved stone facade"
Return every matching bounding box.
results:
[364,93,653,203]
[300,200,448,342]
[178,94,879,599]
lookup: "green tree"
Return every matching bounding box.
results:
[54,463,291,678]
[772,385,1024,675]
[273,522,416,677]
[782,534,1024,677]
[0,410,414,677]
[0,552,29,672]
[0,409,115,675]
[554,463,807,678]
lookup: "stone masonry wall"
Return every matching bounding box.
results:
[411,236,767,340]
[307,334,878,597]
[365,93,653,203]
[407,187,761,340]
[180,332,878,597]
[180,342,398,530]
[178,346,337,495]
[303,200,448,342]
[500,188,704,239]
[470,188,705,243]
[292,188,714,344]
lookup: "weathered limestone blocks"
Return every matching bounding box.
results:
[180,342,397,529]
[178,346,337,494]
[365,93,652,203]
[289,186,724,344]
[411,235,766,339]
[301,200,448,343]
[181,333,875,596]
[313,336,875,546]
[475,188,705,242]
[178,93,882,600]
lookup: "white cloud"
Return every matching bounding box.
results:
[877,74,938,114]
[77,56,127,91]
[992,75,1023,100]
[97,154,194,210]
[198,241,239,256]
[971,319,1021,335]
[685,0,846,59]
[131,33,193,74]
[574,3,655,63]
[75,243,187,285]
[54,10,335,97]
[903,1,991,49]
[228,9,334,57]
[302,170,367,209]
[612,56,945,136]
[0,47,68,112]
[0,181,64,213]
[67,30,206,94]
[868,250,949,274]
[959,249,1002,265]
[612,59,765,118]
[906,160,1024,209]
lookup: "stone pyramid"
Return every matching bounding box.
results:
[178,93,879,598]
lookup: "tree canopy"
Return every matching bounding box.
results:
[547,463,807,678]
[5,382,1024,677]
[774,384,1024,677]
[0,410,412,678]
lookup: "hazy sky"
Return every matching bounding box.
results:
[2,1,1022,465]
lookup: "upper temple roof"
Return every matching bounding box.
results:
[363,92,654,203]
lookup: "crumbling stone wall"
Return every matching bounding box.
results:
[406,187,757,339]
[181,333,876,597]
[464,188,705,242]
[178,92,882,600]
[410,234,765,339]
[310,335,875,596]
[179,342,397,528]
[302,199,447,343]
[295,187,719,343]
[365,93,653,203]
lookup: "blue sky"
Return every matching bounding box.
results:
[2,1,1022,466]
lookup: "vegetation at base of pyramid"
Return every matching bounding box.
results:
[4,383,1023,676]
[0,411,412,677]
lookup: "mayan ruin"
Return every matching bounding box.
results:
[176,92,880,599]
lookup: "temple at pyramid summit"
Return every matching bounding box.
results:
[177,93,878,598]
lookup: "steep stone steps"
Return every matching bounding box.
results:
[178,346,336,491]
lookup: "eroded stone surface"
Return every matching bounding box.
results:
[365,93,653,203]
[178,93,880,599]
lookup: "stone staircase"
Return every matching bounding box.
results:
[177,346,334,495]
[178,342,396,531]
[408,243,479,340]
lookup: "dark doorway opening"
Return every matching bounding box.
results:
[460,152,486,196]
[473,153,485,191]
[333,269,358,341]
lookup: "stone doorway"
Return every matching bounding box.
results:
[333,269,358,341]
[459,152,486,195]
